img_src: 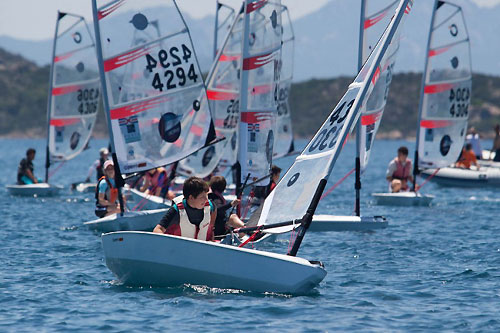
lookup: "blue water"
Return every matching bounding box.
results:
[1,138,499,332]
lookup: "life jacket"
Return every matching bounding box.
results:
[165,199,214,241]
[145,168,167,192]
[211,190,226,205]
[457,149,476,169]
[95,176,118,207]
[392,158,411,181]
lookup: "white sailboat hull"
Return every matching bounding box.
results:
[6,183,62,197]
[421,167,500,187]
[371,192,434,206]
[84,209,167,233]
[309,215,388,232]
[74,183,97,193]
[102,231,326,294]
[126,187,171,210]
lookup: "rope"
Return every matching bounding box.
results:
[238,226,262,248]
[240,190,254,220]
[48,160,66,179]
[320,167,356,201]
[416,168,440,192]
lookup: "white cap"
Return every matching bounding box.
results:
[99,147,109,155]
[103,160,114,170]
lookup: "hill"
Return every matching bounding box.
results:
[0,49,499,139]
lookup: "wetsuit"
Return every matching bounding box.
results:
[208,192,233,236]
[17,158,34,184]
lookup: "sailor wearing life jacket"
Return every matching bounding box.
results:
[207,176,244,237]
[85,147,109,183]
[386,146,414,192]
[140,167,174,199]
[153,177,216,241]
[95,160,125,218]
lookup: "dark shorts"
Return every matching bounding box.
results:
[95,207,107,218]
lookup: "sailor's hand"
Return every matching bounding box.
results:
[231,199,241,207]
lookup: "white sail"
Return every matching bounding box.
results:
[273,4,295,159]
[358,0,400,171]
[238,0,283,184]
[177,6,244,178]
[47,12,100,162]
[416,0,471,169]
[257,0,414,230]
[213,1,237,59]
[92,0,214,173]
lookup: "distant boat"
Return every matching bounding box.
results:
[373,0,472,203]
[7,11,100,197]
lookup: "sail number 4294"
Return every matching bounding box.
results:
[145,44,198,92]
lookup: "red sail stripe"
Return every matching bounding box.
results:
[54,52,74,63]
[220,54,241,61]
[361,110,383,125]
[98,0,125,20]
[190,125,204,137]
[246,0,267,14]
[424,83,454,94]
[240,112,273,123]
[214,119,225,127]
[50,118,80,126]
[364,9,388,29]
[251,84,272,95]
[207,90,238,101]
[242,52,274,70]
[110,96,169,119]
[420,120,453,128]
[52,85,81,96]
[371,66,381,85]
[405,3,412,14]
[104,46,153,72]
[428,46,451,57]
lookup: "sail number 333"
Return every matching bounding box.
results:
[145,44,198,92]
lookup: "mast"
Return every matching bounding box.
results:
[213,1,221,60]
[91,0,125,213]
[354,0,366,216]
[413,0,438,191]
[45,11,63,183]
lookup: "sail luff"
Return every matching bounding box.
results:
[214,1,221,60]
[45,11,63,182]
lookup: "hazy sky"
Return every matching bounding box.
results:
[0,0,499,41]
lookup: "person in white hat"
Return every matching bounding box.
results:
[95,160,126,217]
[85,147,109,183]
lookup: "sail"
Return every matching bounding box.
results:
[416,0,471,169]
[177,6,244,178]
[238,0,283,184]
[47,12,100,162]
[358,0,400,171]
[92,0,214,173]
[213,1,236,59]
[273,4,295,159]
[257,0,413,230]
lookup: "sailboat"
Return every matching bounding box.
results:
[99,0,413,293]
[7,12,100,197]
[86,0,218,233]
[373,0,474,203]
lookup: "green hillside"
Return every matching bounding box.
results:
[1,48,499,139]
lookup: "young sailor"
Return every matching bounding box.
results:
[208,176,244,237]
[85,147,109,183]
[17,148,40,184]
[386,146,414,192]
[140,167,174,200]
[266,165,282,197]
[95,160,126,217]
[465,127,482,159]
[456,143,480,169]
[153,177,216,241]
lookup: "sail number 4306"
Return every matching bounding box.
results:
[449,87,469,118]
[145,44,198,92]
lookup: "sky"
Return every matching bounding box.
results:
[1,0,499,41]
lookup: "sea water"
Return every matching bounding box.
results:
[1,138,499,332]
